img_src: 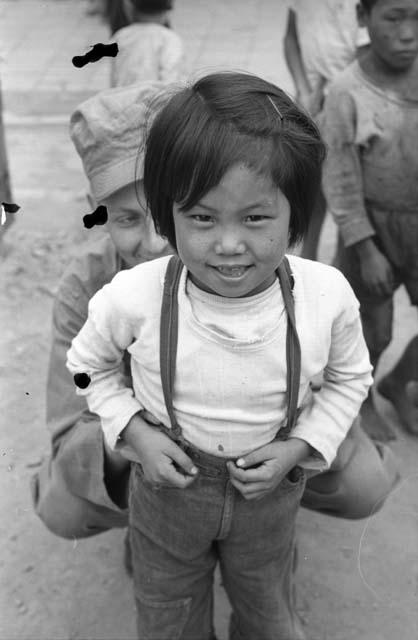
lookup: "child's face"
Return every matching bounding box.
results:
[173,164,291,298]
[102,181,171,268]
[360,0,418,70]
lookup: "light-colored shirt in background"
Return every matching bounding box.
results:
[111,23,185,87]
[289,0,369,92]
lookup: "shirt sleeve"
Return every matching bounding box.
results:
[322,83,376,247]
[66,277,144,449]
[291,272,373,471]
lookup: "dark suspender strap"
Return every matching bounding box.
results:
[160,255,183,437]
[159,255,301,440]
[276,257,301,437]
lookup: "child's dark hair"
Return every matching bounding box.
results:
[143,72,326,250]
[130,0,173,14]
[359,0,378,11]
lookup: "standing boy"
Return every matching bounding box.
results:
[284,0,369,259]
[322,0,418,439]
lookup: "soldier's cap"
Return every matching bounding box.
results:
[70,81,174,202]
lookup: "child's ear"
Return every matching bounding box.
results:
[356,3,367,28]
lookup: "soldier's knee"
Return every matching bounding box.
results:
[303,438,400,520]
[30,471,109,539]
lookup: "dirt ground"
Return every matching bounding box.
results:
[1,121,418,640]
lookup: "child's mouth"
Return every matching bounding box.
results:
[213,265,252,278]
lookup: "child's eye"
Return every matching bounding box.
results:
[116,215,143,227]
[245,214,269,223]
[116,211,145,226]
[191,214,213,223]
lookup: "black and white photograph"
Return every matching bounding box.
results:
[0,1,417,638]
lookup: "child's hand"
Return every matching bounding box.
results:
[227,438,310,501]
[356,240,395,297]
[120,413,198,489]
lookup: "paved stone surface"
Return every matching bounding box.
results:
[0,0,292,239]
[0,0,292,118]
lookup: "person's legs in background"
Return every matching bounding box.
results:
[335,237,399,441]
[336,204,418,438]
[377,335,418,435]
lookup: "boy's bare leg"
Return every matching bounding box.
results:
[377,336,418,435]
[359,306,397,441]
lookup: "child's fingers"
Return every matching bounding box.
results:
[162,464,198,489]
[229,476,268,499]
[227,460,272,483]
[166,441,199,478]
[234,442,278,470]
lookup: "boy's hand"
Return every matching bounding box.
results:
[355,239,395,297]
[119,412,198,489]
[227,438,310,501]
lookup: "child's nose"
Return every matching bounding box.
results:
[399,21,416,42]
[215,231,246,255]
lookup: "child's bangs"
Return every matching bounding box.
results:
[173,121,279,211]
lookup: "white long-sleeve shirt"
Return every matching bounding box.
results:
[66,255,372,471]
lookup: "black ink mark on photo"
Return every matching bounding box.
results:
[73,373,91,389]
[72,43,118,68]
[83,205,108,229]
